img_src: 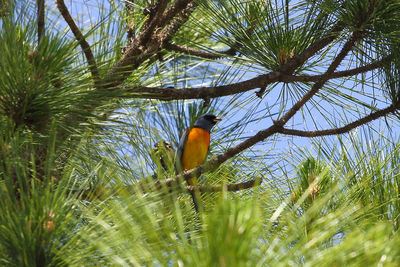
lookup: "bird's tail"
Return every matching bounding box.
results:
[189,189,199,212]
[186,177,200,212]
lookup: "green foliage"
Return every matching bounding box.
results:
[0,130,81,266]
[2,0,400,266]
[53,135,400,266]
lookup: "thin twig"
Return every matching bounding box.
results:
[56,0,99,81]
[164,42,235,59]
[281,56,391,83]
[278,103,400,137]
[37,0,45,43]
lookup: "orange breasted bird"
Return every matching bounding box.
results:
[176,114,221,212]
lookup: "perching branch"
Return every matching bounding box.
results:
[74,177,262,200]
[37,0,45,43]
[187,178,262,192]
[56,0,99,81]
[149,177,262,193]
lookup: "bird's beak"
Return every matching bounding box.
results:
[213,117,222,123]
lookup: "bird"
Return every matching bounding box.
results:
[176,113,221,212]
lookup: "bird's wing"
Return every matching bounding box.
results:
[175,128,190,173]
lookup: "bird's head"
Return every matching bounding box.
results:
[193,113,222,132]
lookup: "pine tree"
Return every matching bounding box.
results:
[1,0,400,266]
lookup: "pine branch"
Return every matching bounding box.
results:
[279,23,344,75]
[106,5,343,93]
[118,71,281,100]
[150,29,365,186]
[117,54,387,100]
[277,30,362,126]
[73,178,262,200]
[103,0,175,88]
[56,0,99,81]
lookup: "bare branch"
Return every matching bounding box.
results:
[37,0,45,43]
[56,0,99,81]
[278,103,400,137]
[103,0,173,88]
[163,15,261,60]
[119,71,281,100]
